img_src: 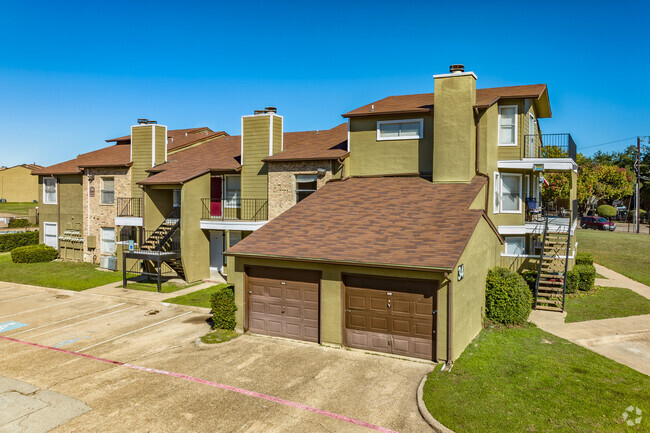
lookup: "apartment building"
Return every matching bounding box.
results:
[225,65,578,362]
[0,164,42,203]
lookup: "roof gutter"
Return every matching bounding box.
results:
[222,251,452,273]
[445,271,454,368]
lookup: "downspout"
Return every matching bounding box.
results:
[56,176,60,253]
[446,273,453,369]
[474,107,490,213]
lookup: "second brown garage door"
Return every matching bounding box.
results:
[246,267,320,343]
[344,275,437,360]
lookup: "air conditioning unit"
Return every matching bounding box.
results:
[99,256,117,271]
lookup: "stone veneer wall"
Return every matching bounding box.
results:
[267,160,333,220]
[82,167,131,263]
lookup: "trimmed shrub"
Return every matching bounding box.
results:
[565,269,579,294]
[596,204,616,219]
[210,285,237,330]
[0,231,39,252]
[576,253,593,266]
[521,270,537,295]
[485,267,532,325]
[11,244,58,263]
[575,264,596,292]
[8,219,32,228]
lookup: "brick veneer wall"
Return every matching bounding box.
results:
[267,161,333,220]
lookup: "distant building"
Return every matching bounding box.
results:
[0,164,42,202]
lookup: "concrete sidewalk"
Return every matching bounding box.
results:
[529,263,650,376]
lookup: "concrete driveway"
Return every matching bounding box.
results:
[0,283,433,432]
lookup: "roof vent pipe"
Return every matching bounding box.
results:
[449,64,465,74]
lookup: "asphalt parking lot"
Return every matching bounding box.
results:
[0,282,433,432]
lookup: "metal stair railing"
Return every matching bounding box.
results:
[534,214,549,308]
[561,224,572,310]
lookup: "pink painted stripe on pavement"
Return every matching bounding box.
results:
[0,335,398,433]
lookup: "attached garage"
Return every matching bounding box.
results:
[245,266,320,343]
[344,275,437,360]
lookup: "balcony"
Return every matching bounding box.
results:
[200,198,269,231]
[524,199,578,234]
[523,133,577,161]
[115,197,143,226]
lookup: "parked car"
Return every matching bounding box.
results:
[580,216,616,231]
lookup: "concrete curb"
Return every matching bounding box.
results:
[416,373,455,433]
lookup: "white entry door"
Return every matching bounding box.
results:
[43,222,58,249]
[209,231,224,273]
[528,114,536,157]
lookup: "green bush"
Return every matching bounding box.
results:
[521,270,537,295]
[11,244,58,263]
[8,219,32,228]
[0,231,39,252]
[575,264,596,292]
[210,285,237,330]
[565,269,579,294]
[596,204,616,219]
[485,267,532,325]
[576,253,593,266]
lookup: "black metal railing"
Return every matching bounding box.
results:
[201,198,268,221]
[116,197,143,218]
[523,133,577,161]
[121,230,180,253]
[526,199,577,222]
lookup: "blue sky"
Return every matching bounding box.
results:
[1,0,648,166]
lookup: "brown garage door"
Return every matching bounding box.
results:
[246,267,320,343]
[344,275,437,360]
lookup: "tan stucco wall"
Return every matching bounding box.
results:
[131,124,166,196]
[0,166,39,202]
[347,113,433,177]
[267,160,334,219]
[143,187,174,231]
[180,174,210,282]
[38,175,83,249]
[82,168,131,263]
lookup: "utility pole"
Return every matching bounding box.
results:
[636,136,641,233]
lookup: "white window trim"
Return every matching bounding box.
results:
[498,105,518,147]
[100,227,116,255]
[503,236,526,257]
[43,222,58,249]
[100,177,115,205]
[499,173,523,214]
[43,177,57,204]
[295,173,318,204]
[493,172,500,214]
[376,119,424,141]
[224,175,241,209]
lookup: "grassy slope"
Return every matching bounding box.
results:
[163,283,229,309]
[423,325,650,433]
[0,202,38,216]
[565,286,650,323]
[577,229,650,285]
[0,254,122,291]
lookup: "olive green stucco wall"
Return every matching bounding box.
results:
[432,74,476,183]
[347,113,433,177]
[143,187,174,230]
[180,174,210,282]
[38,175,83,245]
[131,124,167,196]
[241,115,273,201]
[0,166,39,202]
[272,115,283,155]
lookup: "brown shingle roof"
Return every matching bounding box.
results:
[227,176,498,271]
[138,136,241,185]
[105,127,228,152]
[264,124,349,162]
[342,84,550,118]
[106,127,211,143]
[32,144,131,176]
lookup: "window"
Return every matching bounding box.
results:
[173,189,181,208]
[101,177,114,205]
[43,177,57,204]
[229,231,242,248]
[225,176,241,208]
[101,227,115,254]
[295,174,318,203]
[500,173,522,213]
[377,119,424,141]
[504,236,525,256]
[498,105,518,146]
[43,222,58,249]
[493,172,500,214]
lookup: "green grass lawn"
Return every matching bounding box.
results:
[163,283,229,309]
[0,202,38,216]
[423,325,650,433]
[576,229,650,286]
[0,254,122,291]
[200,329,240,344]
[120,281,200,294]
[565,286,650,323]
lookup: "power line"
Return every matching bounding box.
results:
[579,136,638,150]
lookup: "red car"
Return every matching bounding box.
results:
[580,216,616,231]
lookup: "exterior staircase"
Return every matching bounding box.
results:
[534,217,572,312]
[141,219,179,251]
